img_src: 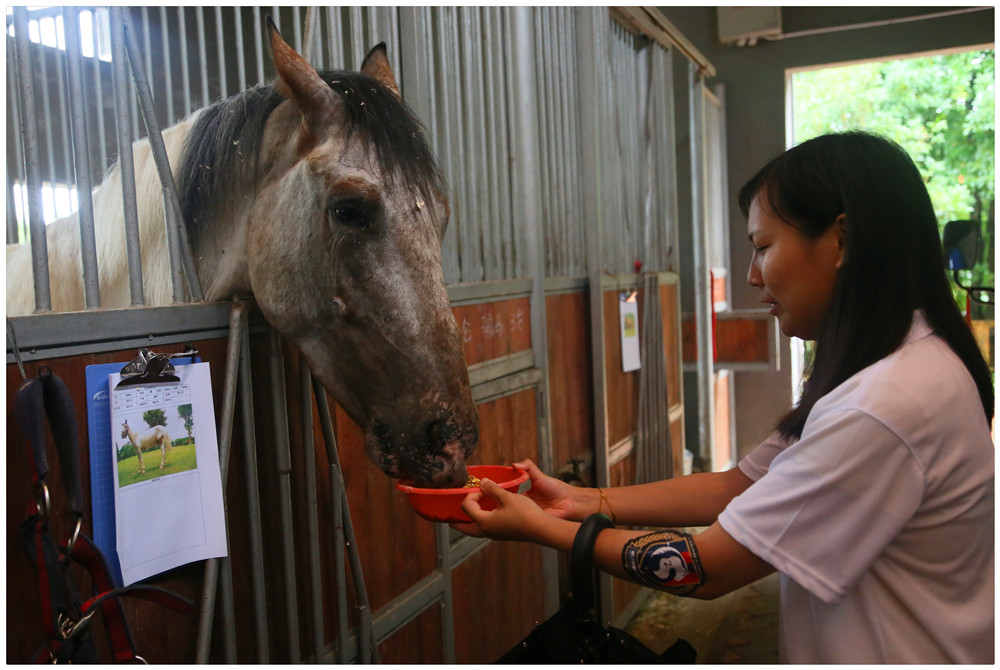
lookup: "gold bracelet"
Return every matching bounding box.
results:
[597,487,617,525]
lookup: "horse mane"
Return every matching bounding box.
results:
[176,70,444,244]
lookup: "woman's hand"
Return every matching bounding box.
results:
[451,477,551,541]
[511,459,585,521]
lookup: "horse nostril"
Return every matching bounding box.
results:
[427,419,460,451]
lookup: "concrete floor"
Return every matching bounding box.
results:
[624,572,780,664]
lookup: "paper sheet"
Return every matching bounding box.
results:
[620,294,641,372]
[109,362,227,585]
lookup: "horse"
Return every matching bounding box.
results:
[7,21,479,488]
[120,420,171,474]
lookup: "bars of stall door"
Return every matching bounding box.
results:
[299,360,325,663]
[120,8,203,302]
[312,376,380,663]
[108,7,144,307]
[268,330,302,664]
[62,8,100,309]
[238,319,269,662]
[195,301,245,663]
[12,7,51,311]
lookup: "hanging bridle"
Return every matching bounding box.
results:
[16,366,194,663]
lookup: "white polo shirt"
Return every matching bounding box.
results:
[718,312,994,663]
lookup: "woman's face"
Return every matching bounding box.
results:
[746,194,844,341]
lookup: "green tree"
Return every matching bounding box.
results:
[178,403,194,440]
[143,408,167,428]
[792,49,994,316]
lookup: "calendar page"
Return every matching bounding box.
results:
[109,361,227,585]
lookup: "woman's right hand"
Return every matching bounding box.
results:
[513,459,588,521]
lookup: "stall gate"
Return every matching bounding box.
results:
[6,6,696,663]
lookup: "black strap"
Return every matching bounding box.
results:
[15,367,84,516]
[570,513,614,611]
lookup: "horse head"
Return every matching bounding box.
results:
[239,23,478,487]
[121,421,130,440]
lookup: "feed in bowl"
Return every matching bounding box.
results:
[396,465,528,523]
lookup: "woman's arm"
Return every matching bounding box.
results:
[517,459,754,527]
[457,477,774,600]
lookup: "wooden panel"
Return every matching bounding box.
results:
[604,289,640,447]
[682,316,771,365]
[659,282,681,409]
[377,605,444,664]
[452,388,545,663]
[713,371,732,471]
[453,539,547,663]
[545,291,594,477]
[671,416,685,476]
[452,297,532,366]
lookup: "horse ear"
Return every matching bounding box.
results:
[361,43,401,99]
[267,16,337,131]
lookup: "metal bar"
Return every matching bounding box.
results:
[37,18,56,194]
[7,36,26,243]
[311,379,348,664]
[689,63,715,470]
[178,7,191,115]
[234,7,246,93]
[159,7,173,124]
[269,329,301,663]
[253,8,264,84]
[292,6,302,54]
[238,319,270,662]
[196,8,209,106]
[121,9,205,303]
[91,10,108,172]
[299,359,325,663]
[109,7,145,306]
[318,395,378,663]
[13,7,51,312]
[62,7,100,309]
[195,300,245,662]
[215,7,228,98]
[435,524,455,662]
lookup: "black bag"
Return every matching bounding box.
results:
[496,513,696,664]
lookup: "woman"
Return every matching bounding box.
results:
[454,132,994,663]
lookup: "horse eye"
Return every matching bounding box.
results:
[331,202,369,229]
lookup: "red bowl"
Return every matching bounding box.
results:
[395,465,529,523]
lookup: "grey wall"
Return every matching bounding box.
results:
[659,6,995,459]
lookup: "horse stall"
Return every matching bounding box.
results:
[6,7,698,663]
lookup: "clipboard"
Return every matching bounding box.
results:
[88,346,227,586]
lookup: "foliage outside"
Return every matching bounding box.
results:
[792,49,995,320]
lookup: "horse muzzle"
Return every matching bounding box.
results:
[368,418,478,488]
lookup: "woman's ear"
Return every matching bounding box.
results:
[834,213,847,269]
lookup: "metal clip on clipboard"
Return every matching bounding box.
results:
[114,347,199,389]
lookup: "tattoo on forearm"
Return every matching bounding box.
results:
[622,530,705,595]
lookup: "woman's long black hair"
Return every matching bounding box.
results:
[738,131,993,439]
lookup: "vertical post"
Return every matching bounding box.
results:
[196,300,245,662]
[506,4,560,618]
[689,64,715,471]
[299,359,325,663]
[576,5,617,626]
[268,330,301,664]
[62,7,101,309]
[109,6,145,306]
[238,322,270,662]
[13,7,51,312]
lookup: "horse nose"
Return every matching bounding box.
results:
[426,419,474,485]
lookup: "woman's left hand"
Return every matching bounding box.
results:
[451,478,557,542]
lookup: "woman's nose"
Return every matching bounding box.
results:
[747,259,762,287]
